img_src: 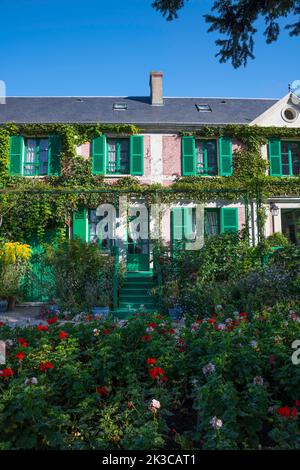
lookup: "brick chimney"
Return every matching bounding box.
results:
[150,71,163,106]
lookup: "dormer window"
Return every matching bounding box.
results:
[113,103,127,111]
[196,104,212,112]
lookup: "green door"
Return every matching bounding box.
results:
[127,211,150,272]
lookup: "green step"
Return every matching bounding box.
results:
[125,271,153,277]
[119,295,153,304]
[119,301,155,309]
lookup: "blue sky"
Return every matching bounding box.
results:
[0,0,298,98]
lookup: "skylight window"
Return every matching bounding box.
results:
[196,104,212,112]
[113,103,127,111]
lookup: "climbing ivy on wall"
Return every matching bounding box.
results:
[0,122,299,242]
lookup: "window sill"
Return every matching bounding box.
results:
[104,174,133,178]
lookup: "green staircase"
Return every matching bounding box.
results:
[115,272,156,317]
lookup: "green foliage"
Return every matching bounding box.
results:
[0,123,299,242]
[266,232,290,248]
[1,303,300,449]
[45,239,114,310]
[154,236,300,315]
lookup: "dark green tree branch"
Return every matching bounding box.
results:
[152,0,300,67]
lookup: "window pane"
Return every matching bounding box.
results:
[290,143,300,175]
[196,141,205,174]
[196,140,217,175]
[205,210,219,236]
[39,139,49,175]
[107,140,117,173]
[89,210,110,250]
[281,142,289,154]
[119,139,129,173]
[206,141,217,175]
[282,164,290,176]
[24,139,36,176]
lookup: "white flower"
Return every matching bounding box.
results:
[225,318,233,324]
[253,376,264,386]
[210,416,223,430]
[217,323,226,331]
[24,377,38,386]
[250,340,258,348]
[215,305,223,312]
[146,327,154,333]
[191,323,199,332]
[93,328,100,336]
[202,363,216,375]
[149,399,161,413]
[233,311,240,318]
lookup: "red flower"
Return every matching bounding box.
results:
[16,352,25,362]
[46,316,58,325]
[147,322,157,329]
[0,368,14,378]
[168,328,175,335]
[0,321,4,327]
[149,366,165,379]
[18,338,28,347]
[142,334,152,342]
[96,386,109,397]
[103,329,110,335]
[40,361,54,373]
[147,358,157,365]
[59,331,68,340]
[37,324,49,332]
[208,318,216,324]
[276,406,296,418]
[291,407,298,417]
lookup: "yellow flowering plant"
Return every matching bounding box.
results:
[0,241,32,305]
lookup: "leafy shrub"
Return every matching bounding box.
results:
[0,241,31,301]
[46,239,114,311]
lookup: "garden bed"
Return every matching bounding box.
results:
[1,303,300,450]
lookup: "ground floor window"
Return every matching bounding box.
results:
[281,209,300,244]
[89,209,112,251]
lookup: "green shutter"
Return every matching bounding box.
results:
[48,135,61,176]
[182,136,196,176]
[72,208,87,241]
[171,208,184,251]
[9,136,24,176]
[268,139,282,176]
[130,135,144,175]
[183,207,194,241]
[92,135,106,175]
[219,137,233,176]
[221,208,238,233]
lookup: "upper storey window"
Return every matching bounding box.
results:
[181,136,233,176]
[92,135,144,176]
[24,138,49,176]
[268,139,300,176]
[9,135,61,176]
[106,138,130,174]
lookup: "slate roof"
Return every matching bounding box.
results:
[0,96,277,126]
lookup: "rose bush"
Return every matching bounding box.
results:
[0,302,300,449]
